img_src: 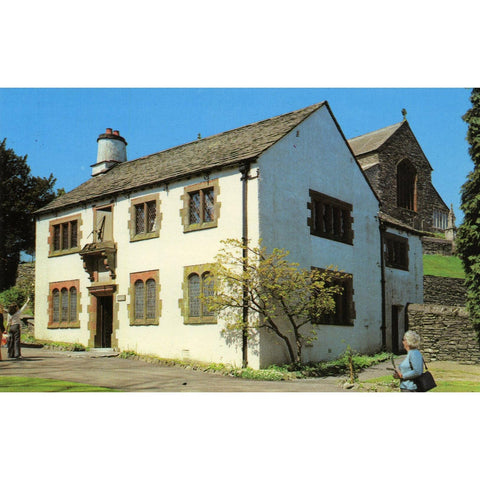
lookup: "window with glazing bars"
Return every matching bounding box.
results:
[311,269,354,326]
[52,290,60,322]
[134,280,145,320]
[61,288,68,321]
[433,209,448,230]
[384,233,409,270]
[135,201,157,235]
[309,190,353,244]
[146,279,156,319]
[51,287,77,324]
[188,274,201,317]
[52,220,78,251]
[189,187,214,225]
[69,287,77,322]
[134,278,156,320]
[201,273,214,316]
[188,272,214,319]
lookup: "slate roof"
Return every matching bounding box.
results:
[37,102,327,215]
[347,121,404,157]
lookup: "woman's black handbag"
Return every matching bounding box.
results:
[410,357,437,392]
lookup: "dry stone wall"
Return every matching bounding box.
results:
[422,237,454,256]
[423,275,466,307]
[407,303,480,364]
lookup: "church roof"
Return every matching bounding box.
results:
[347,119,435,175]
[348,121,404,157]
[37,102,327,215]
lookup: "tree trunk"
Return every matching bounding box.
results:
[295,337,302,364]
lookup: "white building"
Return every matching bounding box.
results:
[34,102,423,369]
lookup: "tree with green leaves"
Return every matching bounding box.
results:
[205,238,345,364]
[0,139,58,292]
[456,88,480,327]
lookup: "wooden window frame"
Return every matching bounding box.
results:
[180,179,221,233]
[179,264,216,324]
[48,280,81,328]
[384,232,409,271]
[308,190,354,245]
[311,268,355,327]
[48,215,81,257]
[129,270,161,325]
[129,194,161,242]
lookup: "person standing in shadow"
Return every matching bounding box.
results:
[7,299,29,360]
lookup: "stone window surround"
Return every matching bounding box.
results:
[180,178,221,233]
[48,279,81,328]
[128,270,162,326]
[48,214,82,257]
[384,232,409,271]
[311,268,355,327]
[128,193,162,242]
[179,264,216,325]
[307,189,354,245]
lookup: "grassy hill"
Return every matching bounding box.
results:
[423,254,465,279]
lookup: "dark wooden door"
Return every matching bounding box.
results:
[95,296,113,348]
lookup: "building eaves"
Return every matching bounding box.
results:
[36,102,326,216]
[379,211,424,236]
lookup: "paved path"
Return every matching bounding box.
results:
[0,345,402,392]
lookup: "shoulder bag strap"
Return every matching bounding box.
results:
[409,352,428,371]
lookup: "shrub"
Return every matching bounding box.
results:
[0,286,28,312]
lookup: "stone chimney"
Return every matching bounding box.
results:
[91,128,128,176]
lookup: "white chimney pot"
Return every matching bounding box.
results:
[91,128,128,176]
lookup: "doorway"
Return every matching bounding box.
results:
[95,295,113,348]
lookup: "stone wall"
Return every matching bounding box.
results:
[360,122,450,233]
[407,303,480,364]
[422,236,454,256]
[423,275,466,307]
[15,262,35,293]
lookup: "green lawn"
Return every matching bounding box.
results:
[363,375,480,392]
[0,376,117,392]
[423,254,465,278]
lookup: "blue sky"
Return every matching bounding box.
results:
[0,88,472,224]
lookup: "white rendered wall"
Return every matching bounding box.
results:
[113,168,260,367]
[35,167,261,368]
[256,106,383,367]
[35,205,94,345]
[383,227,424,352]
